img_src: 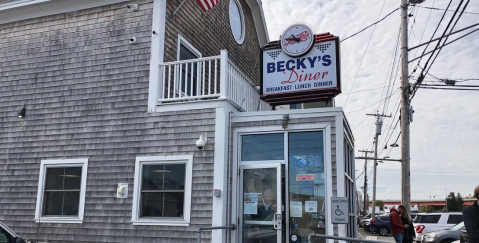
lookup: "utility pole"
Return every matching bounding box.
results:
[366,113,391,216]
[359,150,373,215]
[400,0,411,212]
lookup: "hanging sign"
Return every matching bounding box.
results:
[260,24,341,106]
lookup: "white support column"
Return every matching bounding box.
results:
[219,50,228,100]
[147,0,166,112]
[212,104,229,242]
[335,115,346,241]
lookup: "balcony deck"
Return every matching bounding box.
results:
[158,50,270,112]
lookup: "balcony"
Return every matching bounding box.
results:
[158,50,270,112]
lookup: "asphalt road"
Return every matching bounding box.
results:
[358,226,395,243]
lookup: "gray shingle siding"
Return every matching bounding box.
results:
[0,0,222,242]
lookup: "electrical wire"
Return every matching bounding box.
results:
[341,7,401,42]
[343,0,389,110]
[346,89,400,114]
[409,0,436,75]
[416,5,479,15]
[418,87,479,91]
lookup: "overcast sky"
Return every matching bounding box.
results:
[262,0,479,201]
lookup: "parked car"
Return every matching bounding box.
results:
[370,215,392,236]
[421,222,465,243]
[364,220,372,232]
[414,212,463,242]
[359,218,371,227]
[460,228,468,243]
[0,221,26,243]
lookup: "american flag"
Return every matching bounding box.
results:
[196,0,219,12]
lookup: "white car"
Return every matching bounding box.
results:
[414,212,463,243]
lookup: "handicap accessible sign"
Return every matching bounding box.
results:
[331,197,349,224]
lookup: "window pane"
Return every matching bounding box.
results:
[229,0,243,41]
[163,164,185,190]
[288,131,325,242]
[45,167,81,190]
[142,165,165,190]
[141,192,163,217]
[162,192,184,217]
[43,191,80,216]
[62,191,80,216]
[242,134,284,161]
[416,215,440,223]
[63,167,82,190]
[45,168,64,190]
[447,215,463,224]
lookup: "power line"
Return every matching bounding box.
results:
[410,0,468,101]
[343,0,389,110]
[346,88,400,114]
[341,7,400,42]
[409,0,436,76]
[416,5,479,15]
[418,87,479,91]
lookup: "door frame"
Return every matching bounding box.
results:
[239,163,283,243]
[232,123,333,243]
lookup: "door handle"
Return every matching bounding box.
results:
[273,213,282,230]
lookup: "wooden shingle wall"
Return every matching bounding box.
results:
[164,0,261,83]
[0,0,223,242]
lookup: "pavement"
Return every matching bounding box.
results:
[358,225,395,243]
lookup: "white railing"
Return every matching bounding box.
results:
[158,50,270,112]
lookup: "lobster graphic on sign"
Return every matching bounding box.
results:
[284,31,311,47]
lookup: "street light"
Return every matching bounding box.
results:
[390,143,399,147]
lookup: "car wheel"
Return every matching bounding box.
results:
[378,227,388,236]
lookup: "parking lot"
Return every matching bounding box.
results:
[358,226,395,243]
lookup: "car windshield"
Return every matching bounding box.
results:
[450,222,464,231]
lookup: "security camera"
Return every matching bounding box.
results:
[126,4,139,11]
[196,135,207,150]
[129,37,137,44]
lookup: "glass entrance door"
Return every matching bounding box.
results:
[240,164,283,243]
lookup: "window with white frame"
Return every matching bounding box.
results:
[229,0,245,44]
[132,155,193,226]
[35,158,88,223]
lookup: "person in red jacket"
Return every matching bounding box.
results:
[390,206,409,243]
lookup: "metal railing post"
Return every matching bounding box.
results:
[197,225,236,243]
[219,49,228,100]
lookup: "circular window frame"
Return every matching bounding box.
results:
[229,0,245,44]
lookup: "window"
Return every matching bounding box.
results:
[132,155,193,226]
[35,158,88,223]
[177,35,201,97]
[241,133,284,161]
[415,215,441,223]
[447,215,463,224]
[229,0,245,44]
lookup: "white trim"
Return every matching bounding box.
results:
[231,107,344,123]
[34,158,89,224]
[335,115,347,239]
[229,0,245,44]
[177,34,202,60]
[323,124,334,242]
[148,0,167,112]
[0,0,50,11]
[155,99,227,113]
[0,0,131,25]
[131,155,193,226]
[244,0,269,47]
[211,105,229,242]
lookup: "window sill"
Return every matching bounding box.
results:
[35,217,83,224]
[132,219,190,226]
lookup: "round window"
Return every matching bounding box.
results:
[229,0,245,44]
